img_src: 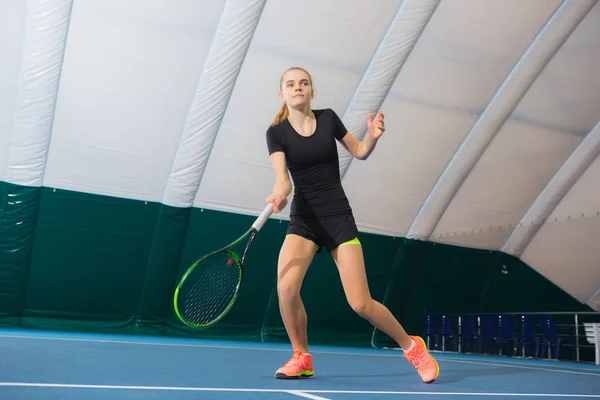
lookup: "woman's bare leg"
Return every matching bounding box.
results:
[277,234,317,352]
[274,233,318,379]
[331,241,440,383]
[331,242,412,349]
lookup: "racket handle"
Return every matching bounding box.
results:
[252,203,273,231]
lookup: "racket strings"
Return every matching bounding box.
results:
[184,272,234,322]
[178,253,241,326]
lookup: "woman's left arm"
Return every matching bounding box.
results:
[339,111,385,160]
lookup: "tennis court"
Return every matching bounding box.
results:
[1,328,598,399]
[2,1,600,399]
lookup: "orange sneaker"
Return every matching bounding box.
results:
[404,336,440,383]
[275,350,314,379]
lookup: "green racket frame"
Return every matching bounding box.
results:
[173,203,273,329]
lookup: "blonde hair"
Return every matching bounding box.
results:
[271,67,313,127]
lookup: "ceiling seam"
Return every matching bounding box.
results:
[338,0,441,181]
[3,0,74,188]
[502,121,600,257]
[161,0,267,209]
[405,0,597,241]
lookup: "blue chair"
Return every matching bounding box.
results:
[460,315,479,353]
[537,314,575,360]
[497,314,518,357]
[421,314,441,350]
[480,315,500,355]
[518,314,540,358]
[441,315,457,351]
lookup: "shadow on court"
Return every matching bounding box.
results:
[260,371,410,380]
[433,365,533,384]
[258,364,529,384]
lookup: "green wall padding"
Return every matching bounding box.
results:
[136,205,191,334]
[22,188,160,333]
[0,182,40,327]
[372,239,593,348]
[0,181,593,359]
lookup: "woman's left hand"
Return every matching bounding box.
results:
[368,110,385,139]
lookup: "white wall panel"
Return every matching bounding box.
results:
[521,151,600,302]
[525,216,600,304]
[3,0,73,187]
[344,98,478,236]
[344,0,561,236]
[43,0,226,201]
[194,0,404,218]
[433,120,582,247]
[431,1,599,249]
[513,2,600,135]
[0,1,28,181]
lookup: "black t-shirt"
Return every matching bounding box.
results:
[266,108,353,219]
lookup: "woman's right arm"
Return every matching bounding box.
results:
[267,151,292,213]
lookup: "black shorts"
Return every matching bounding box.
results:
[287,213,360,253]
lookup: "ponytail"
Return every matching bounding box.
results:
[271,103,289,126]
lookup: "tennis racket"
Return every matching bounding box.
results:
[173,203,273,329]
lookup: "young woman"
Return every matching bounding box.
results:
[265,67,439,384]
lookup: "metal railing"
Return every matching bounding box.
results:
[418,311,600,365]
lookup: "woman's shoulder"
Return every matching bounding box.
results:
[313,108,336,116]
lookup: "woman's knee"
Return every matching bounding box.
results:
[276,234,316,303]
[347,295,372,317]
[277,256,307,304]
[277,279,302,304]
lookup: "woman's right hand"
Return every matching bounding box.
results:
[266,192,288,213]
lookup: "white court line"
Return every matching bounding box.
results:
[0,333,401,359]
[1,333,599,376]
[0,334,292,352]
[435,353,600,374]
[287,390,331,400]
[442,358,600,377]
[0,382,598,398]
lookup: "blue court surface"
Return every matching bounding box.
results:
[0,329,598,399]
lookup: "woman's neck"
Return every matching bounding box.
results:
[288,105,312,122]
[287,105,315,136]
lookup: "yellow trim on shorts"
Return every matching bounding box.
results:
[338,237,360,246]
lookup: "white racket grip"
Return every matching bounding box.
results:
[252,203,274,231]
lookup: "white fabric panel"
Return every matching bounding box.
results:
[3,0,72,187]
[433,229,512,251]
[512,2,600,135]
[43,0,226,201]
[337,0,440,180]
[378,0,563,112]
[548,149,600,222]
[344,100,478,236]
[0,1,27,181]
[521,216,600,304]
[433,120,581,247]
[407,0,597,241]
[431,1,600,250]
[194,0,403,218]
[162,0,267,208]
[343,0,561,236]
[521,153,600,303]
[503,122,600,256]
